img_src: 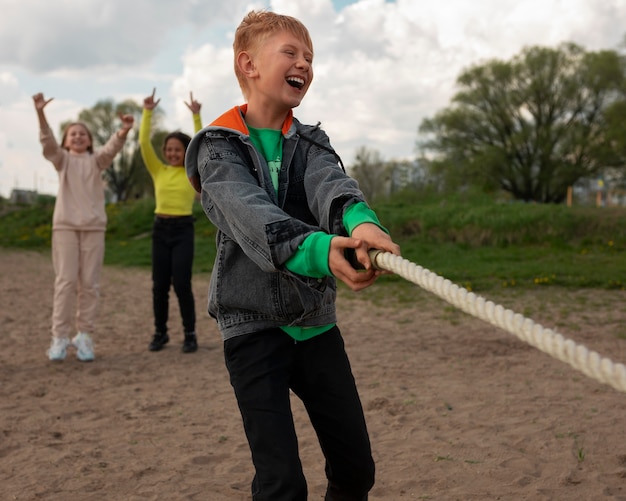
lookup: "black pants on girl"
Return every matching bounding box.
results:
[151,216,195,335]
[224,326,375,501]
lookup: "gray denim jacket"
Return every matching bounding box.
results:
[185,106,367,341]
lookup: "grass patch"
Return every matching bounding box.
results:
[1,192,625,292]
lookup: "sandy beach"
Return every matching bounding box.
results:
[1,248,625,500]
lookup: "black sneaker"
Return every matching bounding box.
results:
[149,332,169,352]
[182,332,198,353]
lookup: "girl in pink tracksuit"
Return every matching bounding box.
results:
[33,92,134,362]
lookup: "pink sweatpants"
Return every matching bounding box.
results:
[51,230,105,339]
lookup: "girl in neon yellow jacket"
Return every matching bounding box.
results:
[139,88,202,354]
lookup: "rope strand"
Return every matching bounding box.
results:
[369,250,626,394]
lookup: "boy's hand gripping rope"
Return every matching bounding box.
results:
[368,250,626,394]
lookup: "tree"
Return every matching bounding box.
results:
[602,100,626,188]
[349,146,391,202]
[349,147,430,200]
[418,42,626,203]
[387,158,429,193]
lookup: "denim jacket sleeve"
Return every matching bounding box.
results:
[190,128,321,272]
[186,118,369,274]
[295,124,365,236]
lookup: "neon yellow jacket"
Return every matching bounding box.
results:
[139,109,201,215]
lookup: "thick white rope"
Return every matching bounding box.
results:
[369,250,626,394]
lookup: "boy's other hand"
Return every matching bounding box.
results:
[329,236,379,292]
[351,223,401,270]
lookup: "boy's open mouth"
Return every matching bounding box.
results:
[286,76,305,89]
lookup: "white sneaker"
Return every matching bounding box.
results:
[47,337,70,361]
[72,332,95,362]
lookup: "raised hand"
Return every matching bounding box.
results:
[117,112,135,139]
[184,91,201,114]
[32,92,54,111]
[118,112,135,130]
[143,88,161,110]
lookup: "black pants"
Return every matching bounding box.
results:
[224,326,375,501]
[151,216,195,334]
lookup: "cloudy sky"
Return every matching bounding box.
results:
[1,0,625,198]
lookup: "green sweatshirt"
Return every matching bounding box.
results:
[248,125,387,341]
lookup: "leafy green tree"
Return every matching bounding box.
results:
[418,42,626,203]
[602,99,626,188]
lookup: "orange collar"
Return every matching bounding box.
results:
[210,105,293,135]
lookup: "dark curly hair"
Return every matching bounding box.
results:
[162,131,192,158]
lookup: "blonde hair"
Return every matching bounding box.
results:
[61,122,94,154]
[233,10,313,99]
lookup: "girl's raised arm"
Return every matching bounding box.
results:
[32,92,54,130]
[117,112,134,139]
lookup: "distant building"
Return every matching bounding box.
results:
[10,189,38,204]
[573,177,626,207]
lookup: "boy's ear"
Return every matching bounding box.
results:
[237,51,258,77]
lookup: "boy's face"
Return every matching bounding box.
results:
[247,30,313,111]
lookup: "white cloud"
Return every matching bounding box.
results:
[0,0,234,72]
[0,0,625,197]
[0,71,22,105]
[170,44,242,128]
